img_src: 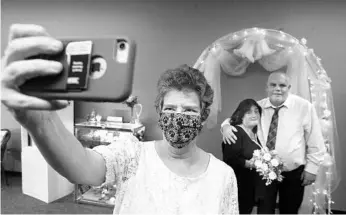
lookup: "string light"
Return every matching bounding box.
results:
[308,66,334,215]
[280,31,286,39]
[290,38,298,44]
[211,43,218,52]
[288,47,293,53]
[260,29,266,35]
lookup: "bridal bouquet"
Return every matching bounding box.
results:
[249,148,284,186]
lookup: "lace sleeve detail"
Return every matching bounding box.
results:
[92,133,143,186]
[219,168,239,215]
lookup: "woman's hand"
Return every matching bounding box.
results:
[1,24,107,186]
[1,24,69,111]
[221,124,238,144]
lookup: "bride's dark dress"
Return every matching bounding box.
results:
[222,125,265,214]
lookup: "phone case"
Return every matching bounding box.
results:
[20,38,136,103]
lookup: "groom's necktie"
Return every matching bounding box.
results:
[266,106,283,150]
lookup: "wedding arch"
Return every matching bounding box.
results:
[193,27,341,214]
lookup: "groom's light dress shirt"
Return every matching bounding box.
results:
[221,94,326,174]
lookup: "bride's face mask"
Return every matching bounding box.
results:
[158,112,203,149]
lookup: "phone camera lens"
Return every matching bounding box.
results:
[118,42,126,50]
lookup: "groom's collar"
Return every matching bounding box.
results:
[264,93,293,109]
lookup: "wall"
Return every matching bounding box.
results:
[2,0,345,210]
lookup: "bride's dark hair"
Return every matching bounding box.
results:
[229,99,262,133]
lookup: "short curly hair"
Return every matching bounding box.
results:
[154,64,214,122]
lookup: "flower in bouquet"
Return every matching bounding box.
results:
[253,149,261,157]
[123,95,138,108]
[249,148,285,186]
[261,163,269,171]
[270,158,279,167]
[263,152,272,161]
[254,160,263,168]
[268,171,277,180]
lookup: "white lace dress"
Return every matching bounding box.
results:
[91,134,239,215]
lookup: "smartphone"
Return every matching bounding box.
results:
[20,38,136,103]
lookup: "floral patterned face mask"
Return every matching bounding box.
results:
[158,112,203,149]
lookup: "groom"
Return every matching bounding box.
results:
[221,70,326,214]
